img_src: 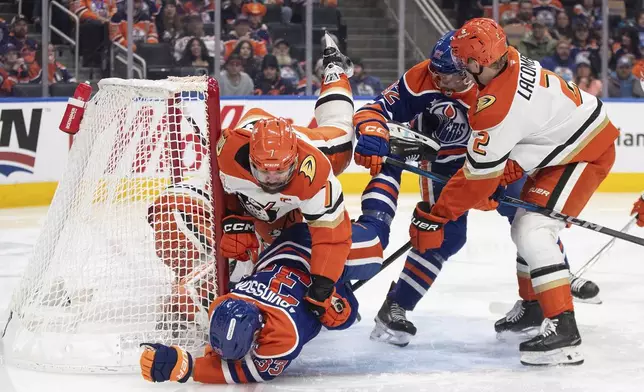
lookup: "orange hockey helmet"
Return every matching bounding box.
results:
[249,118,298,193]
[451,18,508,68]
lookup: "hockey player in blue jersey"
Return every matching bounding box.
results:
[353,30,601,348]
[139,161,408,384]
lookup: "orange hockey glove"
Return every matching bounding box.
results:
[221,215,259,261]
[140,343,193,383]
[409,201,449,253]
[631,195,644,227]
[501,159,525,186]
[354,121,389,176]
[304,275,352,328]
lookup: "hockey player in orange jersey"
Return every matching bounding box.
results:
[409,18,619,366]
[216,35,360,329]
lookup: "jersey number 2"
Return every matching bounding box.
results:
[472,131,490,156]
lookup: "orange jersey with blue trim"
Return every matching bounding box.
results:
[353,60,478,164]
[192,229,359,384]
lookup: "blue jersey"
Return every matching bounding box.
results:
[192,224,360,384]
[354,60,477,165]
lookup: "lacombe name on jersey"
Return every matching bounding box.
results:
[517,54,538,101]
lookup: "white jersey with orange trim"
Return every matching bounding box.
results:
[217,66,355,282]
[432,46,619,221]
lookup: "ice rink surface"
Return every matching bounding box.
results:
[1,193,643,392]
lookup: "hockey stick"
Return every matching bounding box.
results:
[383,157,644,247]
[351,241,412,291]
[573,215,638,278]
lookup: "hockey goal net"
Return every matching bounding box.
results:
[2,76,227,373]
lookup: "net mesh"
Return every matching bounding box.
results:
[3,76,222,373]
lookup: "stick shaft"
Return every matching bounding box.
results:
[574,216,638,278]
[383,157,644,247]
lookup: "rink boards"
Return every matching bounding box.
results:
[0,97,643,208]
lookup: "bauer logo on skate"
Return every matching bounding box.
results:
[0,108,43,177]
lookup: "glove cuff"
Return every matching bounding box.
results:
[175,348,193,383]
[307,275,335,302]
[416,201,432,213]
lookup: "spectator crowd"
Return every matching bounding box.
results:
[0,15,75,96]
[6,0,644,99]
[469,0,644,98]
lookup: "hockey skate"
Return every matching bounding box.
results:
[370,285,417,347]
[570,273,601,304]
[388,121,441,163]
[519,311,584,366]
[322,32,353,77]
[494,300,544,338]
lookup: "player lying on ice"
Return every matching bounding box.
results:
[139,137,411,385]
[401,18,618,366]
[352,29,602,351]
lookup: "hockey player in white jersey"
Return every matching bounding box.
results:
[408,18,619,366]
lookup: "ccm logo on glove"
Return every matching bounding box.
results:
[364,124,387,136]
[223,222,254,233]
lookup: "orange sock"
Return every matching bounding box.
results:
[536,284,574,318]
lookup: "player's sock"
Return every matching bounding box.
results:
[341,163,403,282]
[389,248,444,311]
[360,162,402,237]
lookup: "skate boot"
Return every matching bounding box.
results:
[388,122,441,163]
[570,273,601,304]
[322,32,353,77]
[494,300,544,338]
[519,311,584,366]
[370,286,417,347]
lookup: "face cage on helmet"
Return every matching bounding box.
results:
[430,64,471,91]
[250,159,297,193]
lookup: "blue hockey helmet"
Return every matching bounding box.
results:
[209,297,264,360]
[428,30,470,91]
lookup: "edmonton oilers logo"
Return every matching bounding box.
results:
[0,109,42,177]
[428,101,470,146]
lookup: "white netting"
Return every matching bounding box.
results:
[2,76,222,373]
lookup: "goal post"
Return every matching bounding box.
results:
[2,76,228,373]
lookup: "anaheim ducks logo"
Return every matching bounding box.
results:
[299,155,316,183]
[476,95,496,113]
[216,134,226,156]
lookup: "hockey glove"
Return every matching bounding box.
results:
[631,195,644,227]
[221,215,259,261]
[140,343,193,383]
[501,159,525,186]
[409,201,449,253]
[304,275,352,328]
[473,186,506,211]
[354,121,390,176]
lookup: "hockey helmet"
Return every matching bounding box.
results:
[428,30,470,91]
[451,18,508,68]
[209,297,264,360]
[249,118,299,194]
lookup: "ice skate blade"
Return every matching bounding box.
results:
[370,318,413,348]
[520,346,584,366]
[573,295,602,305]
